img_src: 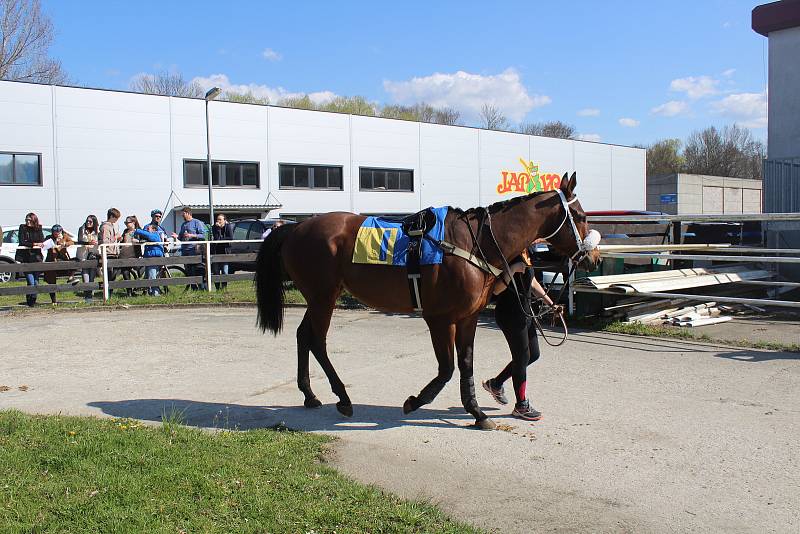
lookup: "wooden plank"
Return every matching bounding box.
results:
[601,252,800,264]
[108,276,202,289]
[573,286,800,309]
[212,273,254,283]
[0,260,98,273]
[209,253,257,262]
[0,282,99,296]
[107,256,202,268]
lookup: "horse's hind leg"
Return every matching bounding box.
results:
[455,313,495,430]
[307,298,353,417]
[297,311,322,408]
[403,319,455,414]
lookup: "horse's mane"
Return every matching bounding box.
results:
[451,189,556,217]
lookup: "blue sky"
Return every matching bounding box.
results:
[43,0,768,146]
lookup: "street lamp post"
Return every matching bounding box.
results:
[204,87,221,225]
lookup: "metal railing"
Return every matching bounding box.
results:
[1,239,264,302]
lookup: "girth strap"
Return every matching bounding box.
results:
[436,239,504,277]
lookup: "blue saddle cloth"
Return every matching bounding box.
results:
[352,207,448,266]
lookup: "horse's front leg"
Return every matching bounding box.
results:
[403,318,455,413]
[455,312,496,430]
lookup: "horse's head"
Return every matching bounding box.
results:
[542,172,601,271]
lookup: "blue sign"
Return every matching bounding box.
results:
[660,194,678,204]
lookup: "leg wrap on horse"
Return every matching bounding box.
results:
[460,376,485,420]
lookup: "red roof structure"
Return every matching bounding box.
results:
[752,0,800,36]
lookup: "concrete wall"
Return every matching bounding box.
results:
[768,26,800,161]
[0,81,646,233]
[646,173,762,214]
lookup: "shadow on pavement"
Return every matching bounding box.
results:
[88,398,503,432]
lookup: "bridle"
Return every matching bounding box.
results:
[541,189,600,266]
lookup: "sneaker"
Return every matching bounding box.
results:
[482,379,509,405]
[512,401,542,421]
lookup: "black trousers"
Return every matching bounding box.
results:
[493,300,541,405]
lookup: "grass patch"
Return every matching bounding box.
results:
[597,320,800,353]
[0,280,310,311]
[0,410,476,533]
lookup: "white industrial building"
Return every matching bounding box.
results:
[0,80,645,234]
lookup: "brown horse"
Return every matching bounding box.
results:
[255,172,600,429]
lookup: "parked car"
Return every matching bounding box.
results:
[1,225,80,283]
[226,219,294,273]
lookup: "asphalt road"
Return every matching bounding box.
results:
[1,307,798,533]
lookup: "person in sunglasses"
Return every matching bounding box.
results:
[148,209,168,242]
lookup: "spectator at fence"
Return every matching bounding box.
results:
[149,209,168,241]
[211,213,234,291]
[42,224,74,305]
[118,215,141,297]
[99,208,122,258]
[134,223,164,296]
[173,207,206,291]
[15,212,44,307]
[77,215,100,302]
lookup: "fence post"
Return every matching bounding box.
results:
[205,241,213,292]
[102,245,110,302]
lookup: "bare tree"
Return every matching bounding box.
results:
[480,103,507,130]
[646,138,684,177]
[683,125,765,179]
[0,0,67,83]
[432,106,461,126]
[129,71,203,97]
[518,120,576,139]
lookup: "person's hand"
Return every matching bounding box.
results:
[551,304,564,317]
[171,232,178,239]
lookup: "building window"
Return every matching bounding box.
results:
[279,164,343,190]
[0,153,42,186]
[183,160,260,188]
[359,167,413,192]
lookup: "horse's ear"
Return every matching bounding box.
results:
[569,171,577,193]
[559,172,570,194]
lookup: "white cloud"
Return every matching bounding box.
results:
[651,100,689,117]
[262,48,282,62]
[618,117,640,127]
[723,21,731,28]
[710,91,767,128]
[722,68,736,77]
[192,73,337,104]
[577,108,600,117]
[670,75,719,99]
[383,68,550,122]
[577,133,601,142]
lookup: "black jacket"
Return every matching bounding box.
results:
[15,224,44,263]
[211,223,234,254]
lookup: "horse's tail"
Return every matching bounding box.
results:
[255,224,297,335]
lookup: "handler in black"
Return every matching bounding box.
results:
[482,245,562,421]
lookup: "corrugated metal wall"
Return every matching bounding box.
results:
[763,159,800,212]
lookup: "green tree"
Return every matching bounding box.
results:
[646,138,684,177]
[277,94,317,110]
[319,95,376,116]
[222,90,268,105]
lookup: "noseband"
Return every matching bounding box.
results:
[542,190,600,264]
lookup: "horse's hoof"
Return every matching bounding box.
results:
[304,397,322,409]
[403,396,417,414]
[336,402,353,417]
[475,418,496,431]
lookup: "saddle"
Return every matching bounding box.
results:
[400,208,438,312]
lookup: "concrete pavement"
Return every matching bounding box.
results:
[1,307,798,532]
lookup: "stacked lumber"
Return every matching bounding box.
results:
[624,301,734,327]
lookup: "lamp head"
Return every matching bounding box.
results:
[205,87,221,101]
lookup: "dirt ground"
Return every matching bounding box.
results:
[1,307,798,533]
